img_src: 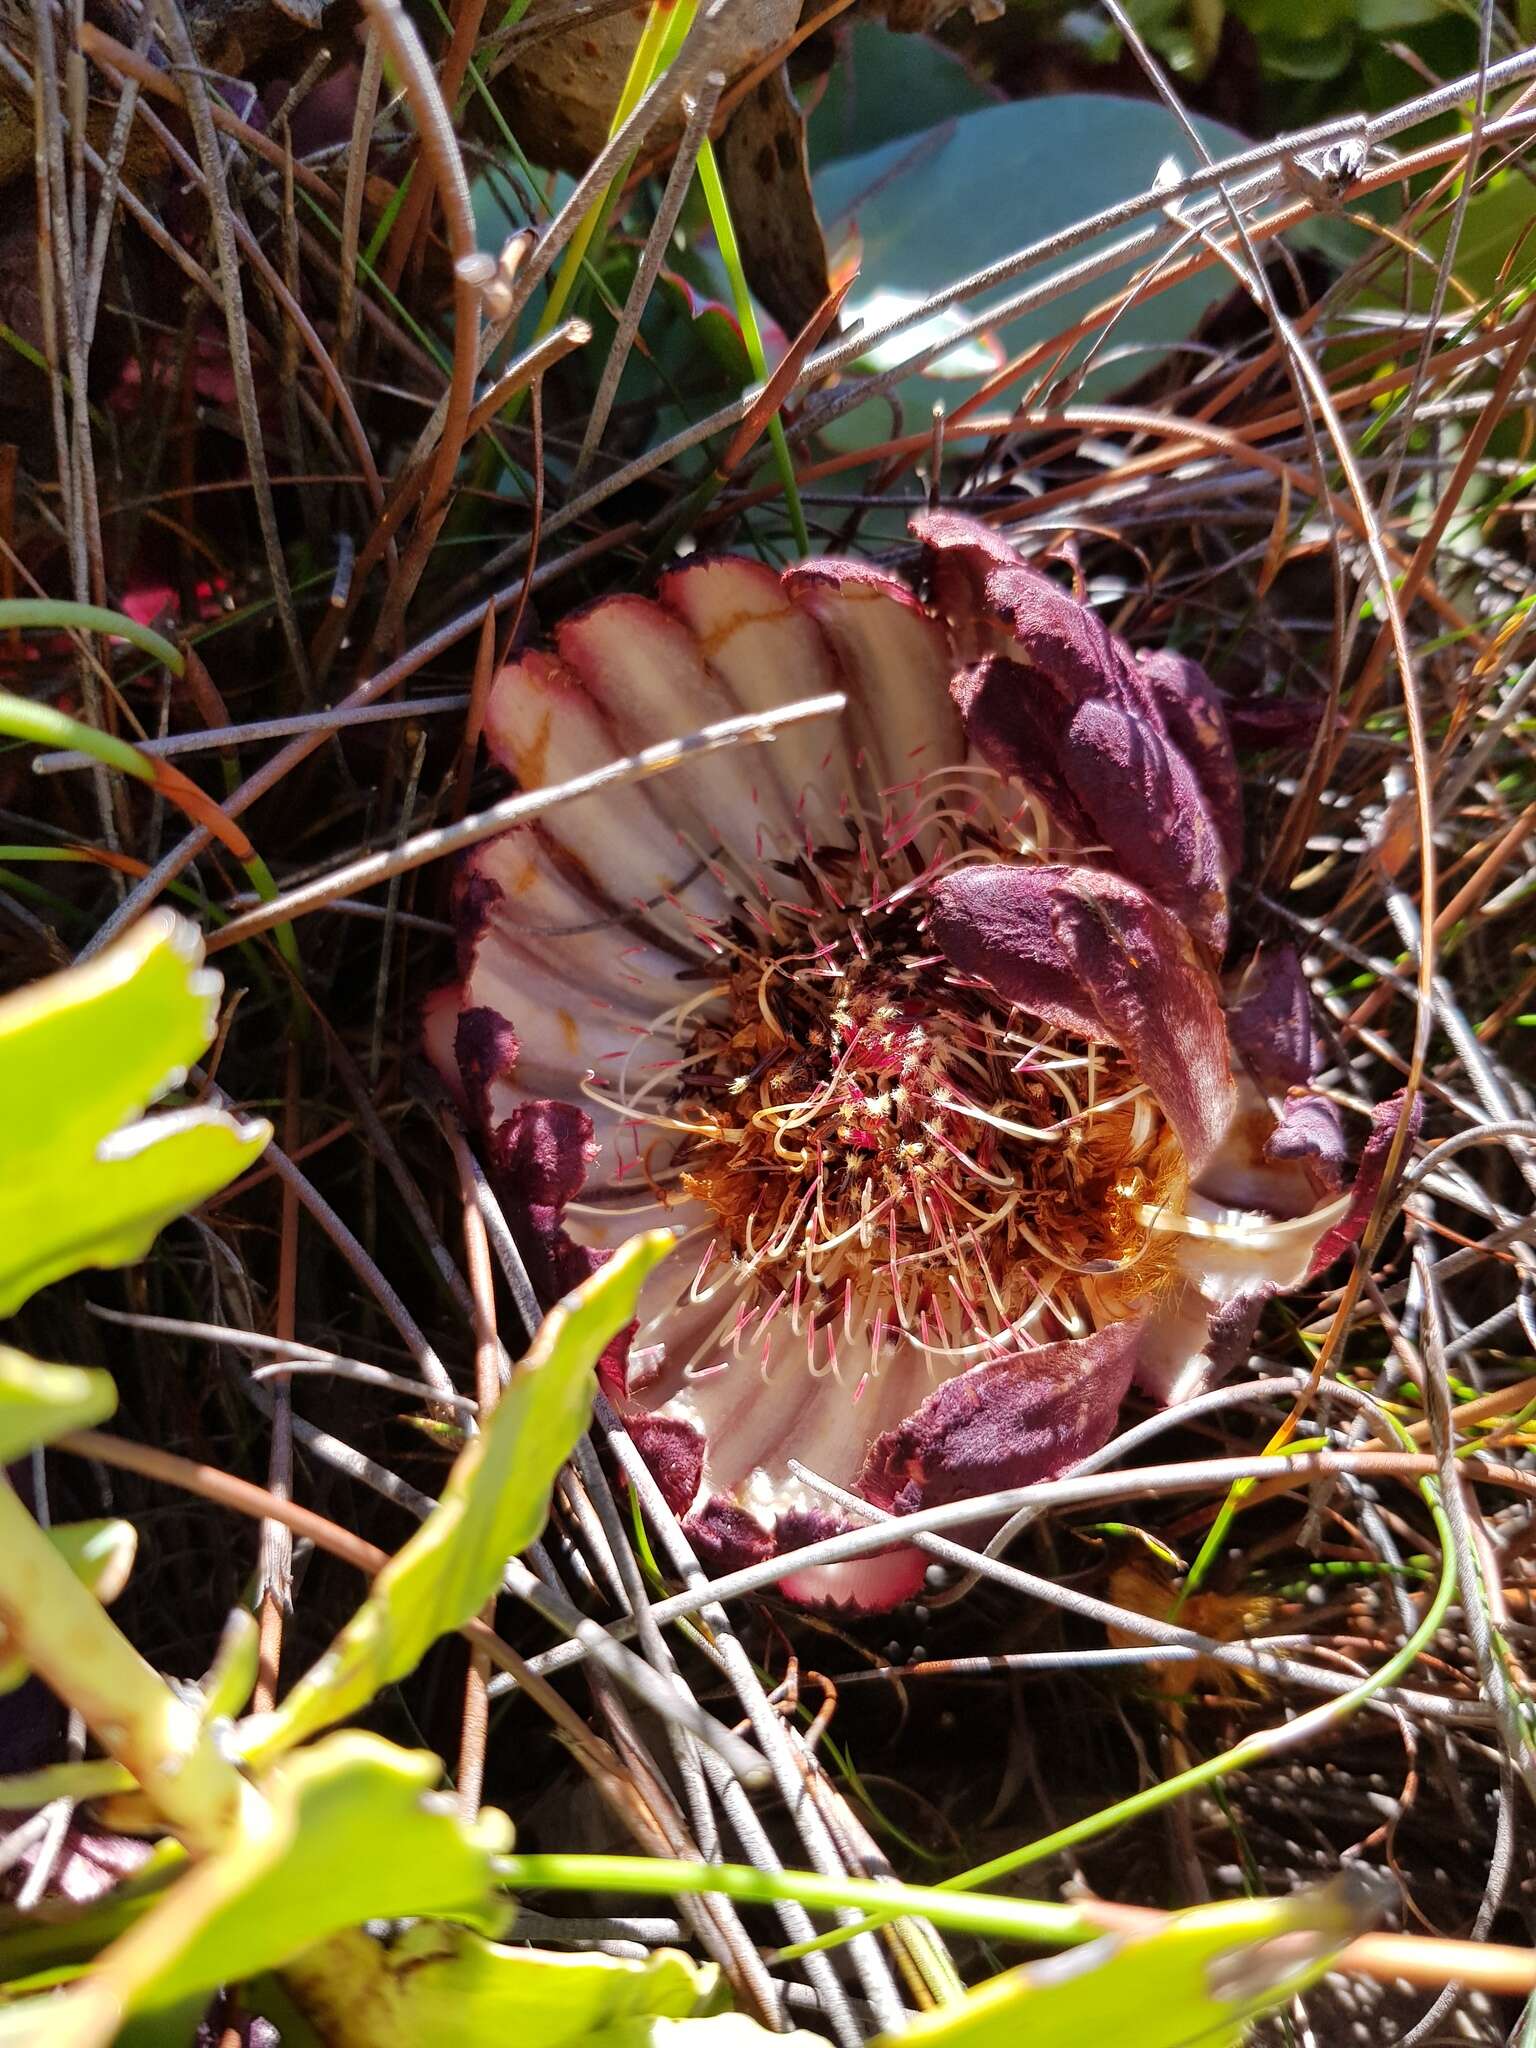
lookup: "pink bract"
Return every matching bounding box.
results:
[429,515,1407,1611]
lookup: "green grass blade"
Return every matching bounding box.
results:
[695,137,810,558]
[0,602,184,678]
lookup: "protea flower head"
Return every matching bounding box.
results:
[429,513,1408,1611]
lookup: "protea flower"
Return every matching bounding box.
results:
[429,514,1407,1610]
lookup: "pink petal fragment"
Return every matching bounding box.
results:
[1205,1286,1273,1378]
[453,1002,522,1132]
[1306,1091,1423,1278]
[459,936,651,1114]
[482,647,726,930]
[683,1493,776,1578]
[448,998,605,1304]
[3,1806,151,1905]
[931,860,1103,1038]
[679,1496,932,1613]
[483,644,605,787]
[916,510,1126,690]
[1224,695,1337,753]
[778,1525,930,1613]
[622,1409,705,1513]
[469,831,688,1017]
[931,862,1236,1172]
[955,650,1228,943]
[487,1092,594,1214]
[487,1093,613,1312]
[423,982,468,1102]
[1134,647,1244,869]
[858,1321,1141,1513]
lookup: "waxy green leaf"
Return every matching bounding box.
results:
[0,1518,137,1694]
[0,1348,116,1461]
[0,911,270,1316]
[869,1876,1387,2048]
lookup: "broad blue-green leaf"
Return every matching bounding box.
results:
[0,1348,116,1461]
[1411,173,1536,308]
[808,24,996,164]
[0,910,270,1315]
[244,1231,673,1761]
[282,1922,714,2046]
[0,1518,137,1694]
[868,1874,1388,2048]
[811,96,1249,454]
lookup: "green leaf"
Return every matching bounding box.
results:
[0,1518,137,1695]
[0,604,184,681]
[283,1923,714,2047]
[244,1230,673,1762]
[0,1757,136,1814]
[635,2024,829,2048]
[148,1736,513,2007]
[0,1613,256,1821]
[0,1484,250,1858]
[0,1348,116,1461]
[1411,172,1536,308]
[810,96,1248,454]
[0,1734,513,2043]
[626,2022,829,2048]
[1353,0,1446,27]
[199,1607,262,1722]
[0,910,271,1315]
[868,1876,1387,2048]
[808,23,996,164]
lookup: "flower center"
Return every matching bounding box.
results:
[598,771,1188,1373]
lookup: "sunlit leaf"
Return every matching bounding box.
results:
[0,1735,512,2046]
[868,1876,1388,2048]
[0,2000,60,2044]
[0,910,270,1315]
[0,1348,116,1462]
[0,1614,258,1825]
[243,1231,673,1761]
[808,22,995,163]
[1412,172,1536,308]
[810,97,1247,454]
[283,1922,714,2047]
[0,1518,137,1694]
[634,2023,830,2048]
[0,1486,249,1859]
[199,1607,262,1723]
